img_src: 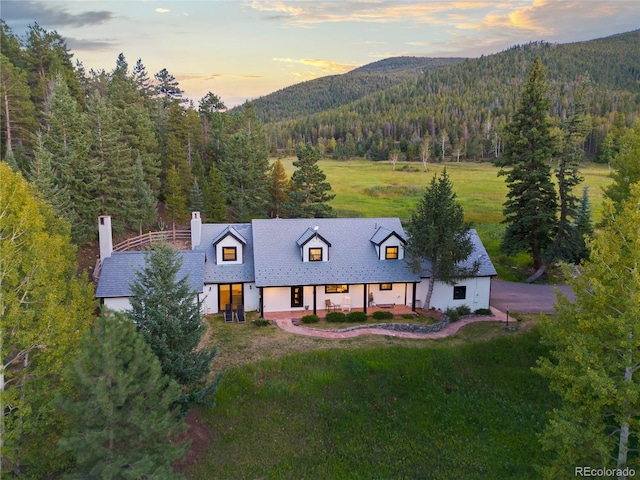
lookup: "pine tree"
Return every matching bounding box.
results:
[165,165,189,224]
[497,57,557,271]
[269,159,290,218]
[127,244,217,412]
[405,169,477,309]
[285,143,335,218]
[535,184,640,477]
[130,156,158,231]
[58,311,187,479]
[203,163,227,222]
[189,179,204,212]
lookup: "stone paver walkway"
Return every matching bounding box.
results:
[272,306,508,339]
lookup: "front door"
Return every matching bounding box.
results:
[219,283,243,311]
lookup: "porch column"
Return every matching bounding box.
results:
[411,282,417,312]
[259,287,264,318]
[313,286,317,315]
[363,284,368,314]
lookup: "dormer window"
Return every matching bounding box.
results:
[385,246,399,260]
[371,226,406,261]
[309,248,323,261]
[222,246,237,262]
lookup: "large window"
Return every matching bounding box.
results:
[219,283,243,311]
[325,285,349,294]
[453,285,467,300]
[385,246,399,260]
[222,246,237,261]
[291,286,303,308]
[380,283,392,291]
[309,247,323,261]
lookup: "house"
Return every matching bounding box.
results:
[95,213,497,315]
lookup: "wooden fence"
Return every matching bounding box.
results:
[112,228,191,252]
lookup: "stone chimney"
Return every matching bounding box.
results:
[98,216,113,261]
[191,211,202,249]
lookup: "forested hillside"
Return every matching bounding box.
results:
[242,56,464,123]
[254,30,639,160]
[1,19,637,247]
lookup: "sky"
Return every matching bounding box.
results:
[3,1,639,107]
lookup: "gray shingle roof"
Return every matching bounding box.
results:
[251,218,420,287]
[95,250,205,298]
[370,226,406,245]
[196,223,255,284]
[417,229,497,278]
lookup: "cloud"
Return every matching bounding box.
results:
[1,0,114,28]
[273,57,356,74]
[155,8,171,14]
[250,1,491,26]
[66,37,119,52]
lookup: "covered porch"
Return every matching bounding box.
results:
[263,303,418,321]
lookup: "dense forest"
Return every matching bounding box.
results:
[248,30,639,160]
[1,21,638,246]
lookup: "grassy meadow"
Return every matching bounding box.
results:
[279,158,613,280]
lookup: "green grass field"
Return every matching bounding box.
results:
[184,325,556,479]
[278,158,613,280]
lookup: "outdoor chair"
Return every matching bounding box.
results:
[342,296,351,312]
[224,303,234,323]
[325,299,339,311]
[235,304,246,323]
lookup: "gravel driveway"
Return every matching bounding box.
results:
[490,279,575,313]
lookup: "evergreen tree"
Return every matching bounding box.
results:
[85,91,138,235]
[154,67,184,107]
[269,159,290,218]
[497,57,557,271]
[164,165,189,224]
[189,179,204,212]
[203,163,227,222]
[58,311,187,479]
[553,84,591,264]
[568,186,593,263]
[1,162,96,477]
[285,143,335,218]
[127,244,218,412]
[405,169,477,309]
[41,72,99,243]
[130,156,158,231]
[535,184,640,476]
[28,133,71,219]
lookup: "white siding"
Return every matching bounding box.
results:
[378,236,405,260]
[302,236,330,262]
[415,277,492,312]
[200,284,218,315]
[215,236,244,265]
[368,283,408,306]
[103,297,131,312]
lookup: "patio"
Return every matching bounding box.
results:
[263,303,421,321]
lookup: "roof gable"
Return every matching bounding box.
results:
[296,227,332,248]
[212,225,247,246]
[370,226,406,245]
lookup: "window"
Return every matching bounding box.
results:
[309,247,323,261]
[222,246,237,261]
[291,286,303,308]
[380,283,392,291]
[453,286,467,300]
[385,246,399,260]
[325,285,349,294]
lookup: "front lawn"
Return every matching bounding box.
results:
[184,323,554,479]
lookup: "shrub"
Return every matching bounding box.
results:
[346,311,368,323]
[456,304,471,316]
[300,314,320,324]
[444,307,460,322]
[474,308,492,315]
[253,318,271,327]
[326,311,347,322]
[372,310,394,320]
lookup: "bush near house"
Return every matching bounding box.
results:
[346,311,368,323]
[300,314,320,324]
[372,310,394,320]
[325,312,347,322]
